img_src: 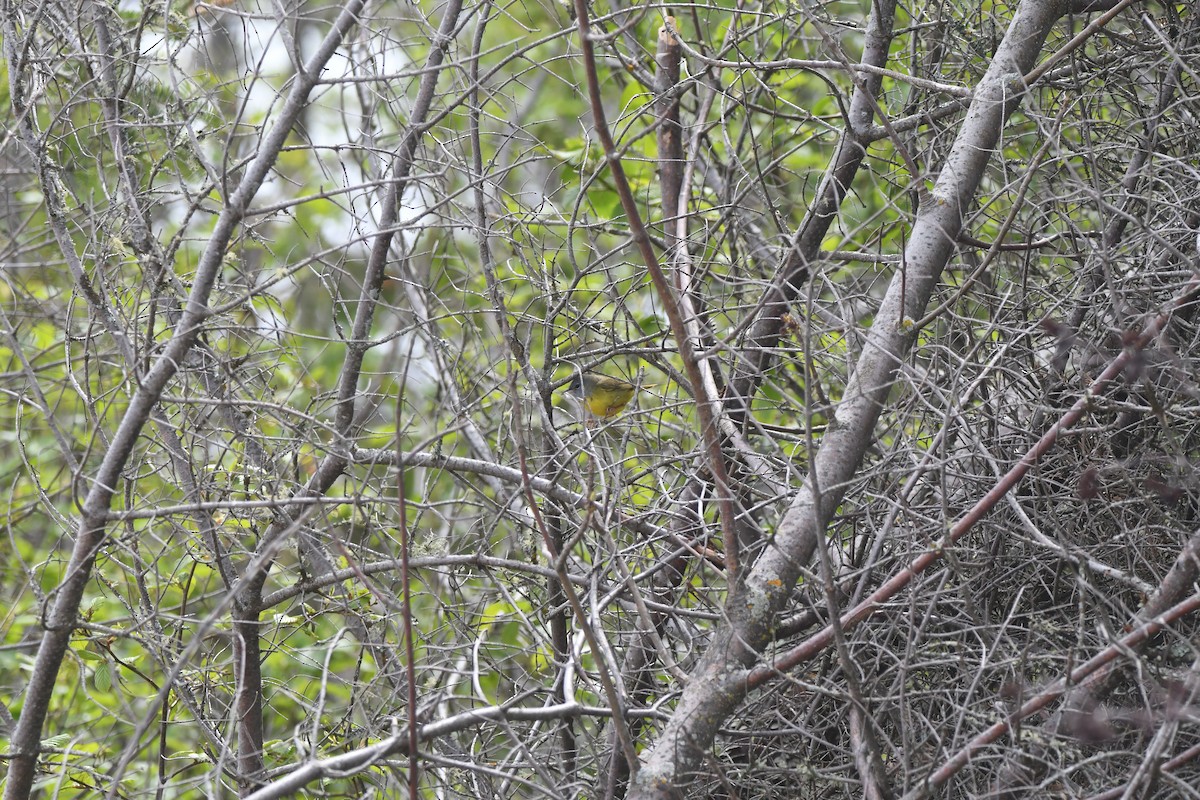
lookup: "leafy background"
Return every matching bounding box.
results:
[3,0,1200,797]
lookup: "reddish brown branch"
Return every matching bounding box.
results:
[899,592,1200,800]
[571,0,740,577]
[751,275,1200,688]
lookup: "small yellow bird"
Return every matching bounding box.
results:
[566,373,643,419]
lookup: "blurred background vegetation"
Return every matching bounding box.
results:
[3,0,1200,797]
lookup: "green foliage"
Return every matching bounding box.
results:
[4,0,1194,797]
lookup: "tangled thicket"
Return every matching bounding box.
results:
[2,0,1200,798]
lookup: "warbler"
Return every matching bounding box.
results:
[566,372,645,419]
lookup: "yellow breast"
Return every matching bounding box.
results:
[585,385,635,417]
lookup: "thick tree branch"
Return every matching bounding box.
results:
[627,1,1069,795]
[1,3,368,796]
